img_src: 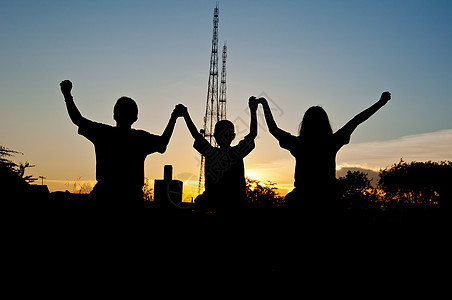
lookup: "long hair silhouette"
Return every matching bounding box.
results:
[298,106,333,141]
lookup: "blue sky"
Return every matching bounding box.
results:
[1,0,451,194]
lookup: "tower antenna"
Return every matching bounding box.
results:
[218,42,227,121]
[198,4,222,194]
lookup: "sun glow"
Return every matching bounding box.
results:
[245,169,292,196]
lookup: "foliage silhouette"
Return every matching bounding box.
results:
[142,178,153,202]
[338,170,378,210]
[378,160,452,207]
[0,146,36,184]
[0,145,38,203]
[245,177,285,209]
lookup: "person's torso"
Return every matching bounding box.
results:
[294,137,339,189]
[204,146,246,208]
[93,127,149,186]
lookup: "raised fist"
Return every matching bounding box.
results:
[379,91,391,104]
[60,80,72,96]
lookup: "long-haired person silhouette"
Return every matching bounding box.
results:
[60,80,184,208]
[259,92,391,212]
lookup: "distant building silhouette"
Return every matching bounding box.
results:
[27,184,49,199]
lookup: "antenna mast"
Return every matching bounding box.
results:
[198,4,220,194]
[218,42,227,121]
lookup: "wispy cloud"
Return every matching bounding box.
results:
[337,129,452,171]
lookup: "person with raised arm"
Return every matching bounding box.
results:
[258,92,391,212]
[60,80,184,208]
[179,97,259,216]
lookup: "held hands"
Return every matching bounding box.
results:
[256,97,268,106]
[248,96,268,111]
[379,91,391,105]
[60,80,72,97]
[172,104,188,118]
[174,96,263,118]
[249,96,259,112]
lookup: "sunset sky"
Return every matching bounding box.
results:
[1,0,451,198]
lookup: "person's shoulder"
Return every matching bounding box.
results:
[82,120,112,129]
[231,134,256,157]
[332,128,351,147]
[279,131,298,146]
[78,121,112,136]
[131,128,149,135]
[131,128,159,138]
[235,133,255,147]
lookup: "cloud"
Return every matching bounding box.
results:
[336,167,381,186]
[337,129,452,171]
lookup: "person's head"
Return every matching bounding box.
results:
[113,97,138,127]
[214,120,235,147]
[299,106,333,140]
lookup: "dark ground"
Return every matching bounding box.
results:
[5,195,447,278]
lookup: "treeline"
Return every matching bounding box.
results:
[245,160,452,210]
[0,146,39,202]
[1,145,451,212]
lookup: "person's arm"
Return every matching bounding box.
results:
[159,105,182,147]
[179,105,214,157]
[340,91,391,136]
[60,80,91,127]
[247,97,258,139]
[180,105,203,140]
[257,97,289,140]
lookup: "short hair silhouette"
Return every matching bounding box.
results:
[113,97,138,126]
[214,120,236,146]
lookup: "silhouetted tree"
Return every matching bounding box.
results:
[18,162,37,183]
[1,146,37,181]
[71,177,93,194]
[338,170,378,210]
[0,146,20,166]
[378,160,452,206]
[245,177,285,209]
[0,145,37,202]
[143,178,153,202]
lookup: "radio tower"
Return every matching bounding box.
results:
[198,4,227,194]
[219,42,227,121]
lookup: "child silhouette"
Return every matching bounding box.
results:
[179,97,259,215]
[60,80,183,208]
[259,92,391,212]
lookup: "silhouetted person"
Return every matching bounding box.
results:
[60,80,183,208]
[259,92,391,213]
[179,97,259,216]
